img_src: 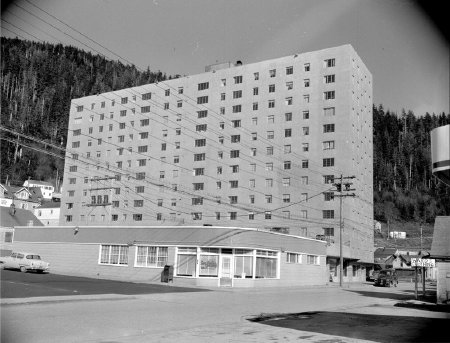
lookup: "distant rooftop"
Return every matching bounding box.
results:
[0,206,44,228]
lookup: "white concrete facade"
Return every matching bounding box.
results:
[60,44,373,266]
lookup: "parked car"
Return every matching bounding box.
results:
[374,269,398,287]
[0,252,50,273]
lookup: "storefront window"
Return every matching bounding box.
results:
[199,248,219,277]
[176,247,197,277]
[255,250,278,278]
[136,246,168,267]
[234,249,253,278]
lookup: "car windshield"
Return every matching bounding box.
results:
[26,255,41,260]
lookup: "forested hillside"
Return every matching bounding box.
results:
[1,37,170,185]
[1,37,449,223]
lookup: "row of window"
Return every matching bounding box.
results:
[99,245,322,278]
[66,209,335,223]
[75,57,337,114]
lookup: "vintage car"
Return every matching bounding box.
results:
[374,269,398,287]
[0,252,50,273]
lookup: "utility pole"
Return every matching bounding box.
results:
[333,175,356,287]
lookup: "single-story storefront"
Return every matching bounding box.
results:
[3,225,328,288]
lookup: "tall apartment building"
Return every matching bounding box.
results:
[60,44,374,269]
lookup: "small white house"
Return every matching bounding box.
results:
[23,180,54,200]
[34,202,61,226]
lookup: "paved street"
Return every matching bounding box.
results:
[1,270,449,342]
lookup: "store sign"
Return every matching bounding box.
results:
[411,258,435,267]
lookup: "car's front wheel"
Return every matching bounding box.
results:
[20,266,27,273]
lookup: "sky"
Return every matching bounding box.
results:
[1,0,448,116]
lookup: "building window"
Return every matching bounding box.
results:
[323,158,335,167]
[221,93,226,101]
[253,87,259,96]
[302,110,310,120]
[304,79,310,87]
[307,255,320,265]
[234,75,243,84]
[269,84,275,93]
[198,82,209,91]
[323,141,335,150]
[304,63,310,72]
[324,74,335,83]
[194,153,206,161]
[232,105,242,113]
[191,212,202,220]
[197,96,208,104]
[176,247,197,277]
[286,66,293,75]
[192,197,204,205]
[266,146,273,155]
[136,172,145,180]
[265,163,273,171]
[302,143,309,152]
[99,245,128,265]
[302,160,309,168]
[266,179,273,188]
[324,192,334,201]
[233,90,242,98]
[303,127,309,135]
[232,120,241,128]
[303,95,310,103]
[323,124,335,133]
[268,100,275,108]
[230,180,239,188]
[325,58,335,67]
[324,175,335,184]
[195,139,206,147]
[194,168,204,176]
[267,131,274,139]
[283,194,290,203]
[135,246,168,268]
[323,210,335,219]
[178,87,184,94]
[324,91,335,100]
[265,211,272,220]
[135,186,144,193]
[134,200,144,207]
[256,250,277,278]
[253,102,258,110]
[230,150,240,158]
[231,165,239,173]
[196,124,207,132]
[142,92,151,100]
[287,253,301,264]
[249,179,255,188]
[133,214,143,221]
[141,106,150,113]
[285,129,292,138]
[285,112,292,121]
[285,97,293,105]
[139,132,148,139]
[324,107,335,116]
[301,176,308,185]
[284,161,291,170]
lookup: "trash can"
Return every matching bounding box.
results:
[161,265,174,283]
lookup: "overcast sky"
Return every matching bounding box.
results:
[1,0,448,116]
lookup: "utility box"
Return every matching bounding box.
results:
[161,265,174,283]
